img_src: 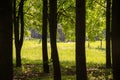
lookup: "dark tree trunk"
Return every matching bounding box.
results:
[0,0,13,79]
[49,0,61,80]
[88,41,90,48]
[20,0,24,50]
[112,0,120,79]
[106,0,111,68]
[14,0,24,67]
[16,48,22,67]
[42,0,49,73]
[14,0,20,67]
[75,0,87,80]
[100,40,102,48]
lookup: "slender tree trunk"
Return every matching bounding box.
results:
[0,0,13,79]
[16,46,22,67]
[14,0,20,67]
[100,40,102,48]
[76,0,87,80]
[49,0,61,80]
[112,0,120,79]
[15,16,22,67]
[20,0,24,49]
[88,41,90,48]
[42,0,49,73]
[106,0,111,68]
[14,0,24,67]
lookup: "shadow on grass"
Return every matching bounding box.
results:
[13,58,51,80]
[87,62,112,80]
[95,47,106,51]
[13,59,112,80]
[87,47,106,51]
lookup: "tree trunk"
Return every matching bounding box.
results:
[106,0,111,68]
[76,0,87,80]
[100,40,102,48]
[16,47,22,67]
[14,0,24,67]
[88,41,90,48]
[42,0,49,73]
[0,0,13,79]
[19,0,24,49]
[49,0,61,80]
[112,0,120,79]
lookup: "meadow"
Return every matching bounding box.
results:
[13,39,112,80]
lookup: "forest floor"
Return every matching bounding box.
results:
[13,39,113,80]
[13,64,112,80]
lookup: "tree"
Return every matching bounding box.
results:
[23,0,108,42]
[57,0,75,41]
[112,0,120,79]
[24,0,43,35]
[0,0,13,79]
[106,0,111,68]
[49,0,61,79]
[14,0,25,67]
[86,0,106,44]
[42,0,49,73]
[75,0,87,80]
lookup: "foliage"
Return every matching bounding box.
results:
[57,0,75,41]
[24,0,42,35]
[22,0,107,41]
[86,0,106,41]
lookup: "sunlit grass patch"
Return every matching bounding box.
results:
[86,48,105,64]
[13,40,106,63]
[13,40,106,66]
[13,39,112,79]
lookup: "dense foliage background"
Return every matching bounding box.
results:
[23,0,106,42]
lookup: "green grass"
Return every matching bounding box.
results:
[13,39,112,80]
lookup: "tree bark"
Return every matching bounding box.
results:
[49,0,61,80]
[76,0,87,80]
[42,0,49,73]
[112,0,120,79]
[0,0,13,79]
[106,0,111,68]
[14,0,24,67]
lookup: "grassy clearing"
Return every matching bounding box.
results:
[13,39,112,80]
